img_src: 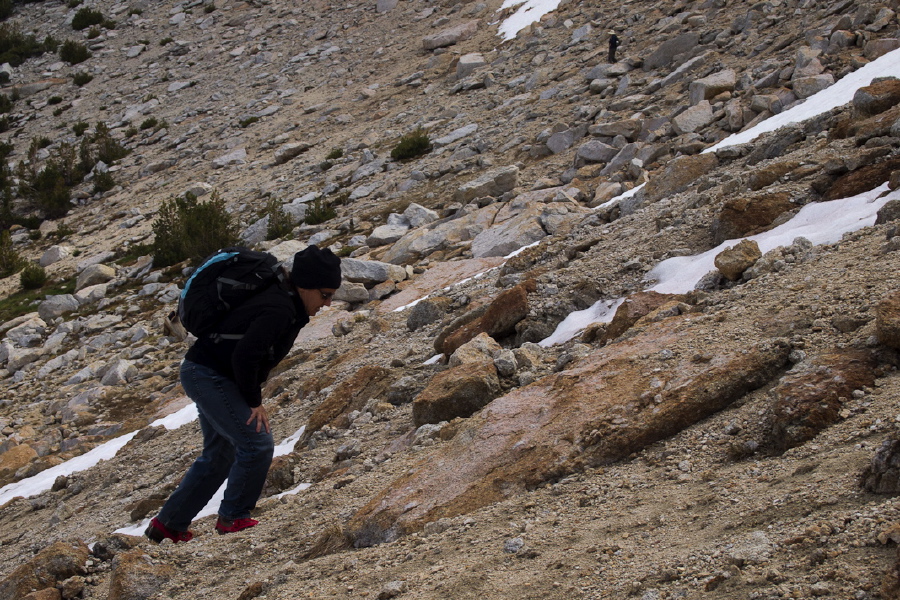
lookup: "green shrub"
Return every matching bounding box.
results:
[86,26,100,40]
[0,93,12,114]
[92,170,115,194]
[128,8,143,16]
[43,35,58,53]
[265,199,293,241]
[48,96,63,105]
[102,19,116,30]
[59,39,91,64]
[238,116,259,128]
[92,122,129,164]
[0,116,10,133]
[390,128,431,161]
[124,126,137,138]
[68,0,82,8]
[71,7,104,31]
[139,117,157,130]
[304,197,336,225]
[0,23,55,67]
[319,160,333,172]
[49,222,75,239]
[72,71,92,86]
[0,229,22,278]
[19,263,46,289]
[204,4,216,13]
[72,121,88,136]
[326,147,343,160]
[159,36,173,46]
[150,191,240,267]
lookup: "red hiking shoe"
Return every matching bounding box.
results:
[145,517,193,543]
[215,517,259,535]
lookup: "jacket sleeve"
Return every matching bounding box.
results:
[230,306,293,407]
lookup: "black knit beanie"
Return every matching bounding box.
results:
[290,245,342,289]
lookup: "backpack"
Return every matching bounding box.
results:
[177,246,283,341]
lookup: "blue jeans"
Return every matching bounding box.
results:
[156,360,274,531]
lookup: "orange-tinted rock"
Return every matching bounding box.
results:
[437,281,536,355]
[602,291,685,342]
[712,191,793,244]
[825,157,900,201]
[344,316,789,547]
[643,153,718,203]
[108,549,174,600]
[853,79,900,117]
[305,366,395,434]
[877,291,900,349]
[747,161,801,191]
[0,443,38,482]
[412,360,500,427]
[765,349,877,453]
[714,239,762,281]
[0,540,89,600]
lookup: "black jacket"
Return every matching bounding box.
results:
[185,280,310,407]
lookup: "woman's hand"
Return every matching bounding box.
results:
[247,405,270,434]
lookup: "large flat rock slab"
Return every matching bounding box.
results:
[377,257,506,313]
[344,315,790,546]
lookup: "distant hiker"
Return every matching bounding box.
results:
[145,245,342,543]
[608,30,620,63]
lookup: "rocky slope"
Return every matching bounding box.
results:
[2,0,900,599]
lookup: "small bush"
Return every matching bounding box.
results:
[390,128,431,161]
[0,93,12,114]
[48,96,63,105]
[265,199,293,241]
[139,117,157,130]
[326,147,343,160]
[92,122,129,164]
[150,191,240,267]
[124,126,137,138]
[72,7,104,31]
[72,121,88,136]
[72,71,92,86]
[204,4,216,13]
[128,8,143,17]
[19,263,46,289]
[0,229,22,278]
[68,0,82,8]
[304,197,336,225]
[92,170,115,194]
[36,137,51,149]
[59,39,91,64]
[49,222,75,239]
[159,36,173,46]
[0,23,55,67]
[86,26,100,40]
[0,116,10,133]
[239,116,259,128]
